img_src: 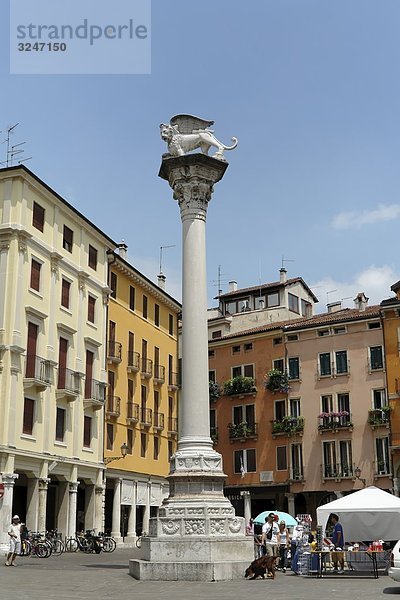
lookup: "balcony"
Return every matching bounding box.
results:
[126,401,139,424]
[107,341,122,364]
[289,466,304,482]
[272,416,304,438]
[318,412,353,433]
[106,395,121,419]
[228,421,258,441]
[140,358,153,379]
[153,364,165,385]
[140,407,153,427]
[168,416,178,435]
[368,407,391,429]
[374,460,391,477]
[322,463,354,481]
[153,412,165,430]
[210,426,218,443]
[127,351,140,373]
[24,355,53,391]
[223,376,256,397]
[168,371,180,391]
[84,378,106,410]
[56,367,80,401]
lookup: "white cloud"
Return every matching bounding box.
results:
[332,204,400,230]
[311,265,397,312]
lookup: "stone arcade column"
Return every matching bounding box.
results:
[38,478,50,533]
[111,479,122,541]
[0,473,18,552]
[130,149,253,582]
[67,482,79,538]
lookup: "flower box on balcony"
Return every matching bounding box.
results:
[264,369,290,394]
[368,406,391,428]
[223,376,256,397]
[272,416,304,437]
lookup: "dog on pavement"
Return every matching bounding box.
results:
[244,556,278,580]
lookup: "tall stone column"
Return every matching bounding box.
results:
[240,490,252,524]
[0,473,18,552]
[111,478,122,540]
[67,482,79,537]
[38,478,50,533]
[130,126,253,581]
[95,483,105,532]
[127,483,137,541]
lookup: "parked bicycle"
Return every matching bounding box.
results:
[135,531,147,548]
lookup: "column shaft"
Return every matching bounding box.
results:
[111,479,121,538]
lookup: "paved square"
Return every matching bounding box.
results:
[1,548,398,600]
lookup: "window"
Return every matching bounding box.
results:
[32,202,45,232]
[168,441,173,460]
[212,330,222,339]
[232,366,242,378]
[233,404,255,426]
[335,350,348,375]
[154,436,160,460]
[154,304,160,327]
[266,292,279,307]
[55,407,66,442]
[140,433,147,457]
[169,314,174,336]
[232,364,254,379]
[88,245,97,270]
[287,334,298,341]
[110,272,117,299]
[288,293,299,313]
[62,225,73,253]
[244,343,253,352]
[368,322,381,330]
[61,278,71,309]
[275,399,286,421]
[226,298,250,314]
[301,299,311,317]
[370,346,383,370]
[232,345,241,355]
[129,286,135,311]
[376,437,390,474]
[333,326,346,335]
[106,423,114,451]
[208,349,215,358]
[323,441,337,478]
[83,416,92,447]
[127,429,133,454]
[288,357,300,380]
[23,398,34,435]
[290,398,301,417]
[321,394,333,414]
[273,358,284,372]
[234,449,256,473]
[337,392,350,414]
[319,352,331,376]
[143,295,148,319]
[128,379,134,401]
[273,337,282,346]
[87,295,96,323]
[276,446,287,471]
[318,329,330,337]
[339,440,352,476]
[30,259,41,291]
[291,444,303,479]
[373,389,386,410]
[255,296,265,309]
[209,370,216,383]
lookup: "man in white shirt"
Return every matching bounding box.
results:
[6,515,22,566]
[261,513,279,557]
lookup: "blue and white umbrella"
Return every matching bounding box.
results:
[254,510,297,528]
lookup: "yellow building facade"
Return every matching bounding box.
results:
[105,252,180,543]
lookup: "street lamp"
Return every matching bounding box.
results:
[104,442,129,466]
[354,466,366,488]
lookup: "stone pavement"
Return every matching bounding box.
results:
[1,547,398,600]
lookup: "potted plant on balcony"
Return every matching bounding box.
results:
[209,381,221,402]
[264,369,290,394]
[223,376,256,396]
[283,415,304,435]
[228,421,253,439]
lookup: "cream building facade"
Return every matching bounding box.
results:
[0,166,116,549]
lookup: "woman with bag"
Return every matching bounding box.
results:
[277,520,290,572]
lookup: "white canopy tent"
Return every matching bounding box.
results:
[317,486,400,542]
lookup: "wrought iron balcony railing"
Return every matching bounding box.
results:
[107,340,122,362]
[127,351,140,372]
[153,412,165,430]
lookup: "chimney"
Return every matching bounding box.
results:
[353,292,369,312]
[118,240,128,260]
[157,273,166,290]
[228,280,237,292]
[279,268,287,283]
[327,301,342,313]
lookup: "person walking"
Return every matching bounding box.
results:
[5,515,23,566]
[277,520,290,572]
[261,513,279,557]
[330,513,345,573]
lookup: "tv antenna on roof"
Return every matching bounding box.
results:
[281,255,295,269]
[159,244,176,275]
[210,264,230,297]
[326,289,337,305]
[0,123,32,167]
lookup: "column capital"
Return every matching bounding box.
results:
[39,477,51,490]
[240,490,251,498]
[69,481,79,493]
[1,473,19,486]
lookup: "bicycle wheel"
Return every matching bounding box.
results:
[52,539,64,556]
[136,536,142,548]
[35,542,51,558]
[103,537,116,553]
[81,538,94,553]
[65,538,78,552]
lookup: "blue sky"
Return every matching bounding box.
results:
[1,0,400,310]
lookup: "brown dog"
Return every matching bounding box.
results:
[244,556,278,580]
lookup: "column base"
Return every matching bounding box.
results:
[129,536,253,581]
